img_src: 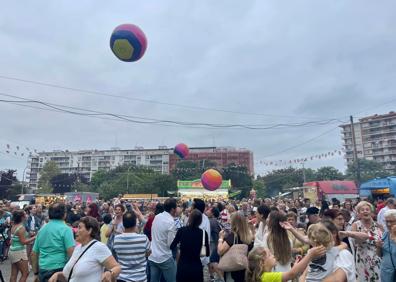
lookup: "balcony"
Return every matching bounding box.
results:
[361,121,396,130]
[362,128,396,137]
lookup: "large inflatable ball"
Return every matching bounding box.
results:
[174,143,189,159]
[110,24,147,62]
[201,169,223,191]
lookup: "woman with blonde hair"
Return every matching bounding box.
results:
[342,201,383,281]
[218,211,254,282]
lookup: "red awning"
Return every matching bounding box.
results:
[316,181,358,194]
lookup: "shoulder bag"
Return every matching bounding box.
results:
[200,229,206,257]
[218,233,248,272]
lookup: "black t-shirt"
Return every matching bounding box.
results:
[224,232,254,251]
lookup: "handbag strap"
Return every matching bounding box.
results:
[68,240,97,281]
[202,229,205,246]
[233,232,239,245]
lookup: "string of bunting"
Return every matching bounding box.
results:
[1,142,39,157]
[257,148,344,167]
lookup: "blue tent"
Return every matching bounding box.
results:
[360,177,396,197]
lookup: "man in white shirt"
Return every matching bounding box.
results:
[148,198,177,282]
[193,199,211,282]
[377,197,395,232]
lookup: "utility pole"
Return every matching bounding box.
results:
[302,162,307,183]
[350,116,361,187]
[126,166,130,193]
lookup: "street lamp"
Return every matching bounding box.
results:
[21,165,28,194]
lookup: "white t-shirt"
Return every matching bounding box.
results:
[63,240,112,282]
[333,249,355,282]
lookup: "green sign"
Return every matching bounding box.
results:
[177,179,231,189]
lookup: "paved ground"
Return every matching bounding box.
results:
[0,259,34,282]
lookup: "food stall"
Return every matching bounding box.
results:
[65,192,99,204]
[177,179,231,201]
[35,194,66,205]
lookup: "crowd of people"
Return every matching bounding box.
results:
[0,195,396,282]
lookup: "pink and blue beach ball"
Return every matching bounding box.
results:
[174,143,189,159]
[110,24,147,62]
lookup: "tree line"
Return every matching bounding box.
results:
[0,158,391,200]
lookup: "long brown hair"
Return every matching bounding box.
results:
[267,211,291,265]
[230,212,253,245]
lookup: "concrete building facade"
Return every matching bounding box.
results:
[27,146,254,191]
[340,112,396,173]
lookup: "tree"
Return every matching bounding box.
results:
[346,159,389,183]
[152,174,177,197]
[171,159,218,180]
[253,178,267,198]
[222,164,253,198]
[37,161,60,193]
[260,167,305,197]
[91,165,177,200]
[0,170,20,199]
[315,166,344,181]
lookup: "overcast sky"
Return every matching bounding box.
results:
[1,1,395,178]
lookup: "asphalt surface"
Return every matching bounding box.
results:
[0,259,34,282]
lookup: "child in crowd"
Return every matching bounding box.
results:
[305,223,346,282]
[246,245,326,282]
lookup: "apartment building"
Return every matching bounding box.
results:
[27,147,170,190]
[340,112,396,172]
[169,147,254,175]
[27,146,254,191]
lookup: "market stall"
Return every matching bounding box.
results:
[177,179,231,201]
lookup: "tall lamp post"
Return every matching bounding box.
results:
[21,165,28,194]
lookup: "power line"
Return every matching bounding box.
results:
[259,126,341,159]
[0,92,343,130]
[0,74,336,120]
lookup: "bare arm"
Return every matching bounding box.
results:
[282,246,327,282]
[48,272,67,282]
[31,251,39,274]
[66,246,74,258]
[101,256,121,282]
[17,226,35,245]
[322,268,347,282]
[279,222,311,245]
[217,230,231,256]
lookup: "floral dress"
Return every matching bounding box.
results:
[355,220,382,282]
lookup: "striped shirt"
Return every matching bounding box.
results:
[113,233,150,282]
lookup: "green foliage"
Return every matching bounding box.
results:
[346,159,389,183]
[72,182,91,192]
[0,170,21,199]
[90,165,177,200]
[37,161,60,194]
[171,159,217,180]
[257,166,343,197]
[253,178,267,198]
[259,167,305,197]
[315,166,344,181]
[222,164,252,198]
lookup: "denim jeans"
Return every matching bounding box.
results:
[149,257,176,282]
